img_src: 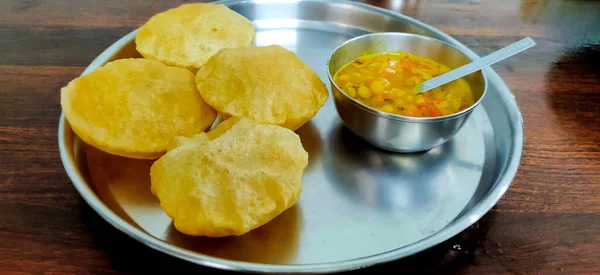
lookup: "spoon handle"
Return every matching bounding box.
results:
[415,37,536,93]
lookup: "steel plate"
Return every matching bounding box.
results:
[58,0,524,273]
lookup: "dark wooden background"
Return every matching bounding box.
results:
[1,0,599,274]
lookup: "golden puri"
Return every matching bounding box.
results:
[195,45,329,131]
[150,117,308,237]
[60,58,217,159]
[135,3,255,70]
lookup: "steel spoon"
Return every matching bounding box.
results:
[414,37,536,94]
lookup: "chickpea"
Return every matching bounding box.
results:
[346,86,357,97]
[370,81,385,95]
[338,74,350,82]
[415,95,425,104]
[404,76,422,86]
[358,86,371,98]
[392,88,405,97]
[393,99,406,107]
[381,105,394,113]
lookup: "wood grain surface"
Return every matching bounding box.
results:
[1,0,599,274]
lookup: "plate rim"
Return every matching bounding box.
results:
[58,0,524,273]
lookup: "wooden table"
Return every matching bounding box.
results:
[1,0,599,274]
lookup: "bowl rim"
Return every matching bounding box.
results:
[326,32,489,123]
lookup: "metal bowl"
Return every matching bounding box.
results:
[327,32,488,153]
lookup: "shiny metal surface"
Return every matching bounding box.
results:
[415,37,536,93]
[58,0,524,273]
[328,32,487,152]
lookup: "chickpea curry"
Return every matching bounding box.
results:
[333,52,474,117]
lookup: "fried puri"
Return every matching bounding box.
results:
[60,58,217,159]
[195,45,329,131]
[150,117,308,237]
[135,3,255,70]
